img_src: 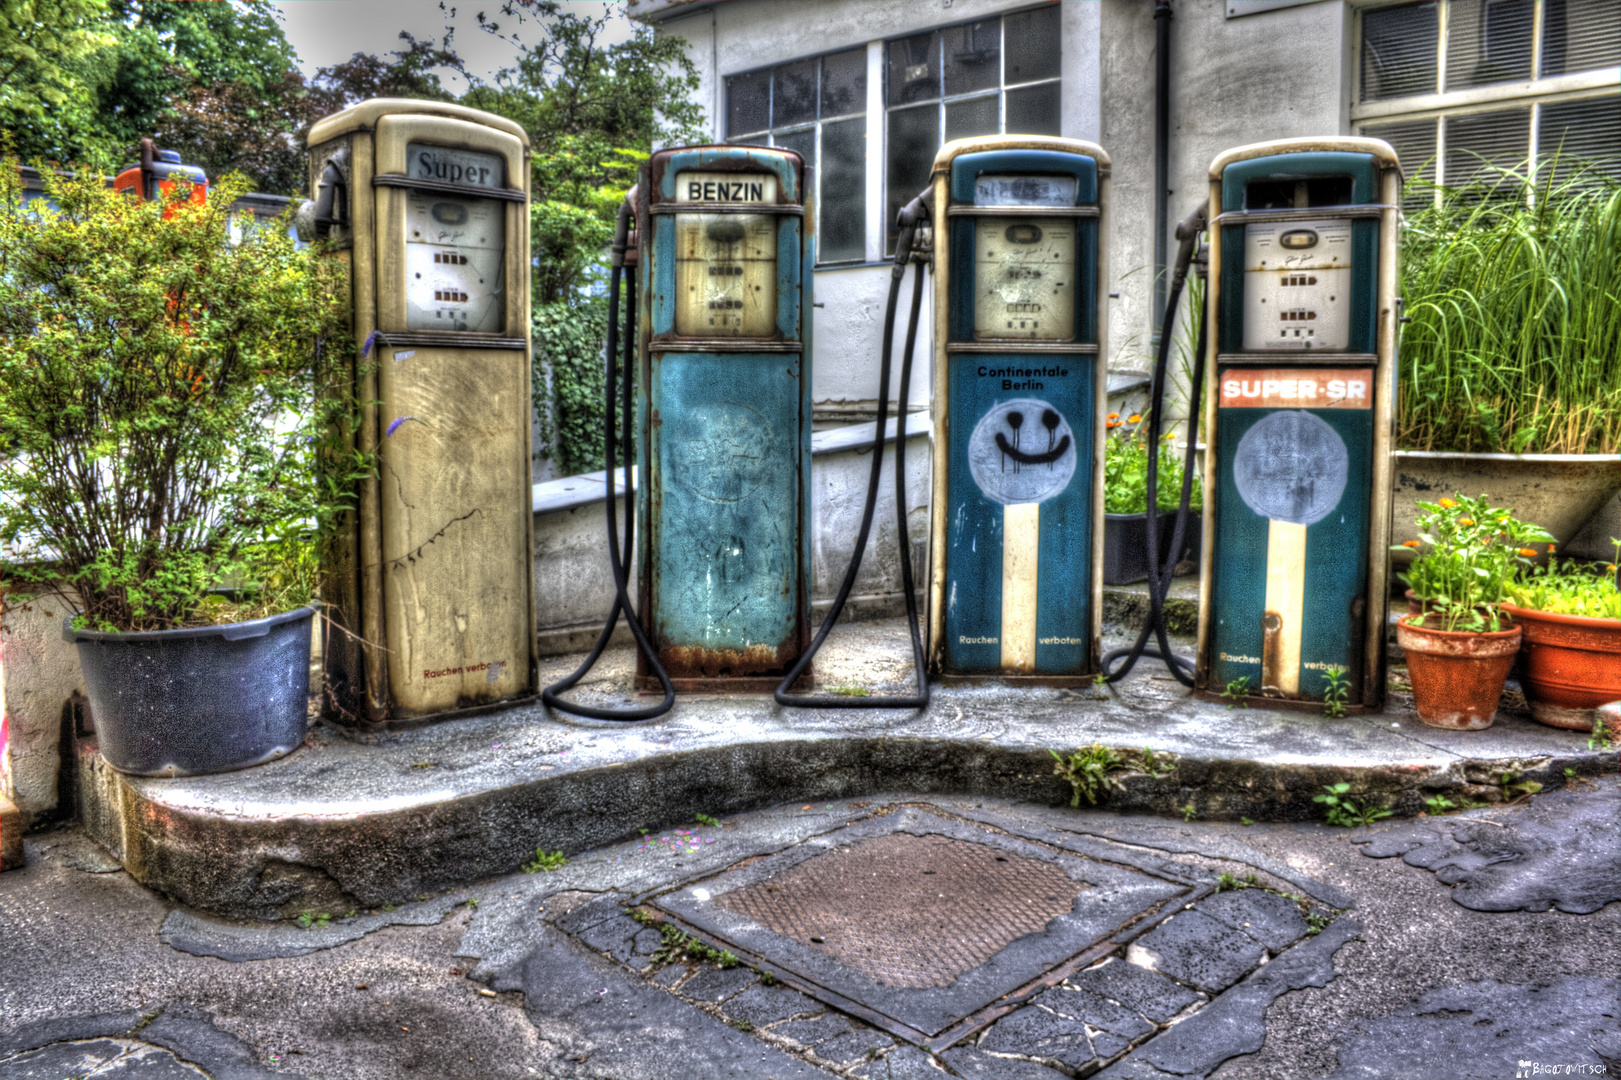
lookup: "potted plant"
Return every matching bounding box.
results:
[1502,543,1621,730]
[1103,413,1202,585]
[1391,163,1621,560]
[1394,495,1550,730]
[0,159,360,776]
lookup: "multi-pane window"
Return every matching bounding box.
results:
[1354,0,1620,204]
[885,6,1062,250]
[726,48,868,263]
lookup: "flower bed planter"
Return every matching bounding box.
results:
[1103,511,1199,586]
[67,605,317,776]
[1396,615,1521,730]
[1499,603,1621,730]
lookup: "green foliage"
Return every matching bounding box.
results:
[754,967,779,986]
[1496,770,1543,802]
[1591,710,1615,752]
[532,299,615,474]
[1322,666,1350,719]
[1397,494,1552,633]
[1215,872,1258,892]
[1223,676,1251,709]
[295,910,331,931]
[1423,794,1457,815]
[1313,783,1394,828]
[0,161,362,631]
[1179,801,1197,823]
[521,849,568,873]
[649,923,738,969]
[1305,911,1333,936]
[1103,414,1202,515]
[1397,162,1621,454]
[1049,745,1177,808]
[0,0,116,165]
[695,813,721,828]
[1506,539,1621,621]
[1240,816,1255,826]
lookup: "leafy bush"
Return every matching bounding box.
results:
[1506,541,1621,621]
[1396,494,1551,632]
[1103,414,1201,515]
[0,161,360,631]
[1397,162,1621,454]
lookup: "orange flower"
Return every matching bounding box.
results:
[1548,543,1556,552]
[1127,413,1143,423]
[1438,497,1456,508]
[1107,412,1120,421]
[1459,517,1474,526]
[1402,540,1421,548]
[1517,548,1538,557]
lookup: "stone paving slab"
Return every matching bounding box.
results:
[67,621,1615,919]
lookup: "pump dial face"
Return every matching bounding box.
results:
[674,213,779,336]
[1243,219,1351,351]
[405,190,506,333]
[974,216,1076,341]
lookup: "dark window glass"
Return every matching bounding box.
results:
[1540,96,1621,185]
[1005,4,1061,84]
[775,58,819,128]
[1447,0,1533,90]
[820,117,867,262]
[821,48,867,118]
[726,68,771,137]
[888,104,939,251]
[1444,107,1530,189]
[1543,0,1621,77]
[1360,118,1440,210]
[888,32,940,106]
[1361,3,1439,101]
[773,127,816,172]
[946,95,999,142]
[943,19,1000,96]
[1005,81,1061,136]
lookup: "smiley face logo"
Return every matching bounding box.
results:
[967,398,1077,506]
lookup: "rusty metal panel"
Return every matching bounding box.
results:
[719,831,1084,989]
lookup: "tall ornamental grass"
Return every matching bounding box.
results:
[1397,160,1621,455]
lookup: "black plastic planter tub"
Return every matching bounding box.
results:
[65,605,316,777]
[1104,511,1200,586]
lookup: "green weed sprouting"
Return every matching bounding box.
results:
[295,910,331,931]
[522,849,568,874]
[1496,770,1543,802]
[695,813,721,828]
[1313,783,1394,828]
[1049,745,1179,807]
[1322,666,1350,718]
[1223,677,1252,709]
[1179,801,1197,823]
[1215,872,1258,893]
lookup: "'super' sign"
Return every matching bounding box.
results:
[406,144,506,190]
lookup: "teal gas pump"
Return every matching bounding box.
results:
[925,136,1111,684]
[1195,138,1402,712]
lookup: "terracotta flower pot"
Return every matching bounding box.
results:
[1499,603,1621,730]
[1396,615,1522,730]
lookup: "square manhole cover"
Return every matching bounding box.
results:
[652,808,1189,1039]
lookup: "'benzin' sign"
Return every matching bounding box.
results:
[405,144,506,190]
[675,171,779,203]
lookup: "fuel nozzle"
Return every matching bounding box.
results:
[1170,203,1208,291]
[892,188,935,278]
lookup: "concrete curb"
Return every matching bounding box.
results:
[72,685,1616,919]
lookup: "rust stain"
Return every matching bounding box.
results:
[661,642,791,679]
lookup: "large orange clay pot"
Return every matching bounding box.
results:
[1500,603,1621,730]
[1396,615,1522,730]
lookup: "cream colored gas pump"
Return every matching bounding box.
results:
[301,100,537,725]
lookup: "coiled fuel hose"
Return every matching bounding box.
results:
[774,195,931,710]
[1101,204,1209,686]
[543,196,676,720]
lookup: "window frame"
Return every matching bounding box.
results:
[1350,0,1619,197]
[724,47,871,266]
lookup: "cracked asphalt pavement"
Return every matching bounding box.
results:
[2,784,1617,1079]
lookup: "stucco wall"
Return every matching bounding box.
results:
[811,264,934,419]
[0,591,87,819]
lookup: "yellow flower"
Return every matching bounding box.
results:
[1459,518,1474,526]
[1438,497,1456,508]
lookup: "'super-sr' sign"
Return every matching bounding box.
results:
[1219,368,1372,409]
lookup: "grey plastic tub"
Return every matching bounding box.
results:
[66,605,316,777]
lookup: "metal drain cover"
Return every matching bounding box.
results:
[653,809,1188,1038]
[719,831,1084,989]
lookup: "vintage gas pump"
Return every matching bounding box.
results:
[1195,138,1401,713]
[926,136,1111,684]
[299,99,537,724]
[630,147,814,693]
[114,139,207,208]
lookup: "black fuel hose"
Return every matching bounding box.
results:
[775,197,931,710]
[1101,204,1208,686]
[543,198,676,720]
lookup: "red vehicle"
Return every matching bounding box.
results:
[113,138,207,211]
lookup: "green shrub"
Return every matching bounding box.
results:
[1103,415,1201,515]
[0,159,360,631]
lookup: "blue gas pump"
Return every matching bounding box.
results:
[1195,138,1402,713]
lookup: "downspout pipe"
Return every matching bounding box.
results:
[1151,0,1172,350]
